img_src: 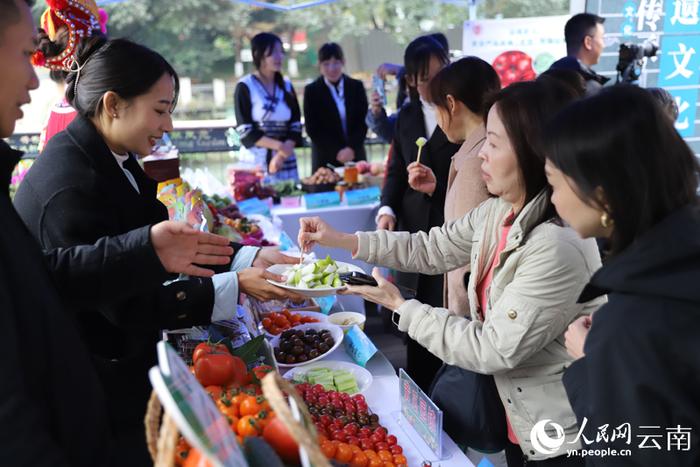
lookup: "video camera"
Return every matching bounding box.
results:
[616,40,659,84]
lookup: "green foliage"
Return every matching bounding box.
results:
[98,0,569,81]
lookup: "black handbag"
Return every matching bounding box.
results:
[429,364,507,452]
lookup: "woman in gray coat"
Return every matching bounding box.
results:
[300,80,603,466]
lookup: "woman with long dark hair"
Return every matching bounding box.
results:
[300,80,603,466]
[375,34,458,392]
[303,42,368,172]
[14,37,300,465]
[234,32,302,180]
[544,85,700,465]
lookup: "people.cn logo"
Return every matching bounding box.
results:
[530,419,566,455]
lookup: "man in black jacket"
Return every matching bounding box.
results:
[304,42,368,172]
[0,1,239,464]
[549,13,610,95]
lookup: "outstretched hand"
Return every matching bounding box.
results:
[341,267,405,312]
[150,221,233,277]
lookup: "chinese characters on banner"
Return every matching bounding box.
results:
[588,0,700,151]
[398,368,443,458]
[660,1,700,138]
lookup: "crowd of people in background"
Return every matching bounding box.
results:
[1,0,698,465]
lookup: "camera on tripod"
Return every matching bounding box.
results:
[616,40,659,84]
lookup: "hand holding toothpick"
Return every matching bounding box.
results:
[415,137,427,164]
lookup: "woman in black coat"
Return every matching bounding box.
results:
[13,37,299,466]
[545,85,700,465]
[0,5,240,464]
[376,35,459,392]
[304,42,368,172]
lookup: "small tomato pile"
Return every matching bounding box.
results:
[261,308,320,335]
[181,343,301,464]
[296,383,407,467]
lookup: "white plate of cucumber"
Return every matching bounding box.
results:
[283,360,373,394]
[266,256,364,297]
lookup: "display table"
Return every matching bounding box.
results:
[281,345,473,467]
[272,202,380,312]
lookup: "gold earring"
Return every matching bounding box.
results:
[600,212,614,228]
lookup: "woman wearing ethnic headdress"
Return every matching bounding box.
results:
[10,0,106,196]
[234,32,302,181]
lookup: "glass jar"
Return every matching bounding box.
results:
[343,161,358,185]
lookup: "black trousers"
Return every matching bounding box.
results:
[505,442,584,467]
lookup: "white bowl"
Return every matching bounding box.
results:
[284,360,373,394]
[271,323,344,368]
[266,261,364,297]
[259,310,328,338]
[328,311,366,333]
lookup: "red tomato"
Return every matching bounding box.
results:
[192,342,229,364]
[251,365,274,384]
[194,353,235,387]
[389,445,403,455]
[386,434,397,446]
[262,417,300,463]
[183,448,213,467]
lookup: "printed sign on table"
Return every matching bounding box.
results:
[148,341,248,467]
[399,368,444,458]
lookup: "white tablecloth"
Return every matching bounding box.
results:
[272,202,380,312]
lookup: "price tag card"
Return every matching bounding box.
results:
[237,197,271,217]
[345,186,381,206]
[399,368,444,459]
[148,342,248,467]
[304,191,341,209]
[343,325,378,366]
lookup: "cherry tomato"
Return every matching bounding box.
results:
[377,450,393,461]
[321,441,336,459]
[239,395,264,416]
[359,427,373,438]
[393,454,408,465]
[389,444,403,455]
[204,385,223,400]
[336,443,354,463]
[351,451,369,467]
[344,423,359,436]
[236,415,259,437]
[370,433,384,444]
[385,434,397,446]
[375,442,389,451]
[360,438,374,451]
[347,436,360,447]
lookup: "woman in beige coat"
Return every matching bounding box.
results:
[407,57,505,466]
[407,56,497,314]
[300,81,604,466]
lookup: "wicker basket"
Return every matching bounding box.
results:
[145,373,330,467]
[144,390,179,467]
